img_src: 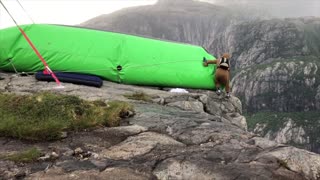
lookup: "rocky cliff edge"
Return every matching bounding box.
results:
[0,73,320,180]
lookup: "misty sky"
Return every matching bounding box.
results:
[199,0,320,18]
[1,0,319,29]
[0,0,157,29]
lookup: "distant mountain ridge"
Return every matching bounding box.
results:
[80,0,256,48]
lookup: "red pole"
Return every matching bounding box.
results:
[17,27,61,86]
[0,0,61,86]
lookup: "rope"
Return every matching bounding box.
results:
[0,0,20,26]
[8,68,114,75]
[125,59,200,69]
[5,57,215,74]
[16,0,35,24]
[8,58,19,74]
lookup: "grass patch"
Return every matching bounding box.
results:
[245,111,320,152]
[103,101,134,127]
[124,91,152,102]
[0,92,134,141]
[246,112,286,132]
[277,159,290,170]
[246,111,320,132]
[3,147,41,163]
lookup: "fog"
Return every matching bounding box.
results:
[199,0,320,18]
[0,0,157,29]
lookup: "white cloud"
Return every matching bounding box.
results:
[0,0,157,29]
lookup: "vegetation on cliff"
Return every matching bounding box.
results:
[0,92,134,141]
[246,111,320,152]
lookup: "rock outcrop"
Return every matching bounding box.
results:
[0,73,320,179]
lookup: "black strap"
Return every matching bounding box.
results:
[220,57,229,66]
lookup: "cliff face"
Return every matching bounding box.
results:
[212,18,320,69]
[232,58,320,112]
[79,0,320,153]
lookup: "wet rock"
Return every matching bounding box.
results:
[56,160,97,172]
[102,132,185,160]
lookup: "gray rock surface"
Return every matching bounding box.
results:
[0,74,320,179]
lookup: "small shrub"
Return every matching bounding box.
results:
[124,91,152,102]
[103,101,134,127]
[4,147,41,163]
[277,159,290,170]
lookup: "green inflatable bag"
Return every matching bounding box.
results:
[0,24,216,89]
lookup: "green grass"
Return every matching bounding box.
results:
[123,91,152,102]
[277,159,290,170]
[245,111,320,151]
[246,111,320,132]
[3,147,42,163]
[0,92,134,141]
[246,112,286,132]
[104,101,134,127]
[246,111,320,152]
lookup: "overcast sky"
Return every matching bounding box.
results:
[200,0,320,18]
[1,0,319,29]
[0,0,157,29]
